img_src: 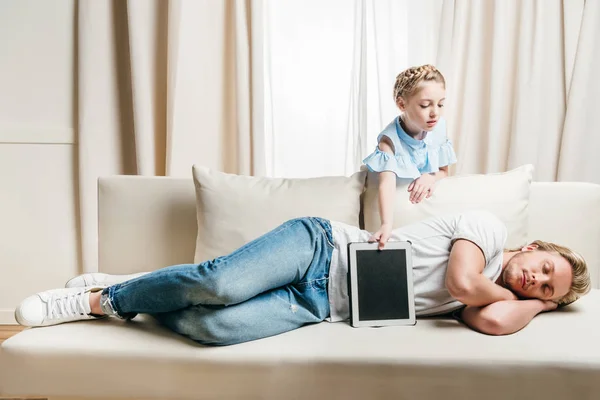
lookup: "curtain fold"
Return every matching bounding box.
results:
[77,0,132,272]
[366,0,442,158]
[75,0,598,274]
[558,0,600,183]
[127,0,169,176]
[76,0,259,272]
[262,0,440,178]
[165,0,257,177]
[435,0,594,182]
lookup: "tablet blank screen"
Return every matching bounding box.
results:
[356,249,410,320]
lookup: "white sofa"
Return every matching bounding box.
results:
[1,166,599,400]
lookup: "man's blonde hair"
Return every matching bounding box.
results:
[393,64,446,103]
[527,240,591,306]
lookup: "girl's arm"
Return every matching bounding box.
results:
[369,138,396,250]
[408,166,449,203]
[460,299,558,336]
[431,165,448,182]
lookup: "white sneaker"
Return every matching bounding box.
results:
[15,287,104,327]
[65,272,149,289]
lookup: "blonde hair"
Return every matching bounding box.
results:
[511,240,591,306]
[393,64,446,103]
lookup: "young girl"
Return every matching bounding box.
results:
[363,64,457,249]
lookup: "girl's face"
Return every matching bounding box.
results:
[397,81,446,135]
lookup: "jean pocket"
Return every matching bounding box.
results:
[311,217,335,249]
[297,277,329,290]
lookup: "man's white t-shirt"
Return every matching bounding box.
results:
[327,210,508,322]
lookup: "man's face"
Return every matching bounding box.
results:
[501,247,572,301]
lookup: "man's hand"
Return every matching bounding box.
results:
[505,290,519,302]
[369,223,392,250]
[541,300,559,312]
[408,174,436,204]
[461,298,555,336]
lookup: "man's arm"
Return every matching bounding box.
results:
[460,299,558,336]
[445,239,517,307]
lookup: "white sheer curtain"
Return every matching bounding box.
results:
[263,0,358,178]
[365,0,443,159]
[263,0,599,183]
[262,0,440,178]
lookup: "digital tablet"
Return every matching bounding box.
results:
[347,241,416,327]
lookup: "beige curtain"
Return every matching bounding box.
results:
[76,0,263,272]
[436,0,598,183]
[558,0,600,183]
[75,0,599,272]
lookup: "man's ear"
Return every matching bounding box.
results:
[521,243,539,252]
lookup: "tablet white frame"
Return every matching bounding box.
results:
[347,241,416,327]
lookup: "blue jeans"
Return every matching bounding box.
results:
[102,217,334,346]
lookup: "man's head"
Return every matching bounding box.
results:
[501,240,591,305]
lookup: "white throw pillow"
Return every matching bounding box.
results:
[192,165,366,263]
[361,164,534,249]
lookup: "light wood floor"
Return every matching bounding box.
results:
[0,324,24,344]
[0,325,46,400]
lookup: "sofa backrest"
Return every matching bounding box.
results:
[527,182,600,289]
[98,176,197,275]
[98,176,600,289]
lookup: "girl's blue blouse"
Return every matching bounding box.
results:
[363,116,457,179]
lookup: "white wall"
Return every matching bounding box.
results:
[0,0,78,323]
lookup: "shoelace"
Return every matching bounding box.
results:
[48,291,88,320]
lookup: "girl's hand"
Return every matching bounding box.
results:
[407,174,436,203]
[369,223,392,250]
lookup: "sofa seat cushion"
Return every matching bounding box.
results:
[2,290,599,400]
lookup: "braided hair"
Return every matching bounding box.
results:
[393,64,446,103]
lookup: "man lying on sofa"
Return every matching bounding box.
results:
[15,210,591,346]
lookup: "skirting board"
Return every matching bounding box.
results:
[0,127,75,144]
[0,310,17,325]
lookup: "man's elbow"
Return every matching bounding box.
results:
[446,277,475,303]
[476,318,509,336]
[471,313,514,336]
